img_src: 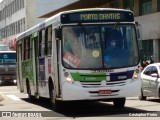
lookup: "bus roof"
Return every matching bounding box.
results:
[0,51,16,53]
[59,8,133,14]
[0,44,8,46]
[16,8,133,41]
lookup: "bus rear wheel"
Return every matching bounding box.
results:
[113,98,125,108]
[26,81,36,103]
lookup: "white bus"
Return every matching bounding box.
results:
[16,8,141,111]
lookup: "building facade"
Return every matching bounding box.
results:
[0,0,160,63]
[0,0,76,49]
[0,0,47,49]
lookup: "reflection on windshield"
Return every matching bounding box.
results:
[62,25,139,69]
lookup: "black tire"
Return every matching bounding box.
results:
[26,81,36,103]
[139,89,147,101]
[113,98,125,108]
[49,82,61,112]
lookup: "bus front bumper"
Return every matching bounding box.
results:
[61,80,141,101]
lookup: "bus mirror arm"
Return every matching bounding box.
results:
[135,21,139,26]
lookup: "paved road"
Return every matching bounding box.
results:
[0,85,160,120]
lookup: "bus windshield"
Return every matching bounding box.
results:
[62,25,139,69]
[0,45,9,51]
[0,53,16,65]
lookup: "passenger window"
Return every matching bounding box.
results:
[46,26,52,55]
[143,66,151,76]
[24,36,31,60]
[151,66,158,74]
[39,29,45,57]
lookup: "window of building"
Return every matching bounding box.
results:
[13,1,15,13]
[123,0,134,11]
[15,0,17,12]
[140,40,153,63]
[22,0,24,8]
[39,29,45,57]
[158,0,160,12]
[0,11,1,21]
[18,21,20,33]
[139,0,152,15]
[110,0,119,8]
[13,23,15,35]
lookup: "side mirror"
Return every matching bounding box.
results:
[151,73,159,78]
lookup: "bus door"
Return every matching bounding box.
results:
[32,34,39,96]
[18,44,24,92]
[52,27,61,98]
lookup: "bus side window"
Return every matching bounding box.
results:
[46,26,52,56]
[39,29,45,57]
[24,36,31,60]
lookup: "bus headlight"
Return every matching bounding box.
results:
[133,74,138,79]
[13,80,17,84]
[66,77,73,83]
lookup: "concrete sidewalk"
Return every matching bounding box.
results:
[0,92,4,102]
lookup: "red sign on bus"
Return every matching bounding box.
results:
[63,52,80,68]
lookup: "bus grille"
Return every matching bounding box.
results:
[0,67,16,74]
[80,80,126,88]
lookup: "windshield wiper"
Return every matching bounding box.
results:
[109,21,120,34]
[104,21,120,48]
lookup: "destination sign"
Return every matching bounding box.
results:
[80,13,121,21]
[0,53,16,64]
[61,11,134,23]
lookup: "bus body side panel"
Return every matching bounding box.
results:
[22,60,35,95]
[17,43,23,92]
[43,57,52,98]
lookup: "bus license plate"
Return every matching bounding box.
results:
[3,76,11,80]
[99,90,112,95]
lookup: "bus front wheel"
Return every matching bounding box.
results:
[113,98,126,108]
[139,89,147,101]
[49,81,61,112]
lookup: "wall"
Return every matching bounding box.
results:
[135,12,160,40]
[26,0,79,29]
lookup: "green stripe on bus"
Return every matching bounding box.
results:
[70,73,106,82]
